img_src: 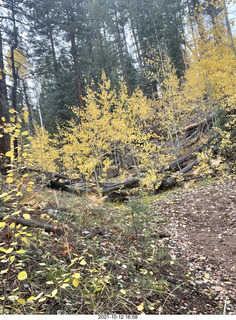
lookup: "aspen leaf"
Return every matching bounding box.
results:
[137,303,144,311]
[16,249,26,254]
[23,173,28,178]
[72,278,79,288]
[35,292,44,300]
[6,177,13,183]
[0,269,8,274]
[0,222,6,228]
[18,271,27,280]
[5,151,13,157]
[12,210,21,216]
[3,195,11,202]
[5,248,14,254]
[21,237,28,244]
[0,192,8,198]
[72,273,80,279]
[27,296,36,302]
[9,222,16,229]
[27,187,33,193]
[1,116,5,121]
[204,273,210,280]
[23,214,31,220]
[16,123,21,128]
[79,259,86,265]
[10,256,15,263]
[120,289,126,295]
[60,283,70,289]
[17,298,26,305]
[38,297,46,302]
[22,131,29,136]
[9,108,16,114]
[51,289,58,297]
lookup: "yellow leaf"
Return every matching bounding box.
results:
[16,123,21,128]
[204,273,210,280]
[0,192,8,198]
[35,292,44,300]
[23,214,31,220]
[23,173,28,178]
[12,210,21,216]
[80,259,86,265]
[21,237,28,244]
[27,296,36,302]
[0,222,6,228]
[16,249,26,254]
[9,222,16,229]
[10,256,15,263]
[17,298,26,305]
[120,289,126,295]
[60,283,70,289]
[72,278,79,288]
[9,108,16,114]
[27,187,33,193]
[6,177,14,183]
[3,195,11,202]
[0,269,8,274]
[5,151,13,157]
[137,303,144,312]
[22,131,28,136]
[72,273,80,279]
[5,248,14,254]
[51,289,58,297]
[18,271,27,281]
[38,297,46,302]
[1,117,5,122]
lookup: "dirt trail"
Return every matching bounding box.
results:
[153,178,236,314]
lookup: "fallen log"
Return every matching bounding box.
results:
[101,175,143,194]
[182,119,207,132]
[0,213,63,235]
[47,180,97,194]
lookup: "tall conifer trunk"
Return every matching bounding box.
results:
[0,28,10,173]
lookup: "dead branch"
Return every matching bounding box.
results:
[0,213,63,235]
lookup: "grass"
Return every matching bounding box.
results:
[0,184,176,315]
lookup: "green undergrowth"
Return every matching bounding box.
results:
[0,184,176,315]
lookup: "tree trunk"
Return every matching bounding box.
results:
[70,31,84,108]
[0,28,10,173]
[114,8,131,96]
[223,0,236,58]
[22,79,35,135]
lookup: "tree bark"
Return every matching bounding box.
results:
[70,30,84,108]
[0,28,10,173]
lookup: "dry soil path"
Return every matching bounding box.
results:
[153,177,236,314]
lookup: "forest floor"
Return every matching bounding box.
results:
[1,175,236,314]
[150,176,236,314]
